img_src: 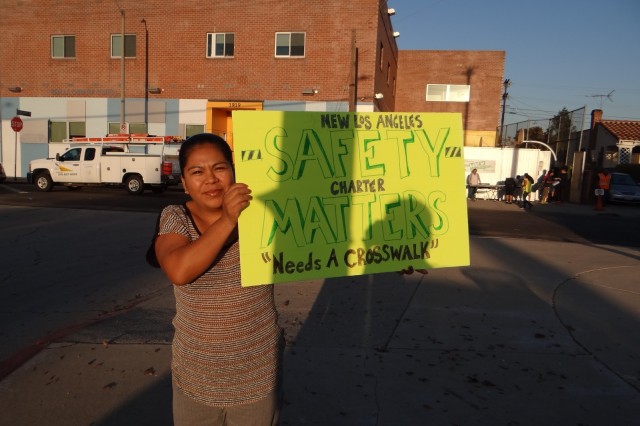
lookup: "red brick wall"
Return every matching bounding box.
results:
[0,0,392,104]
[396,50,505,131]
[0,0,504,132]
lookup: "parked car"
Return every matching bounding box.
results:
[0,162,6,183]
[609,172,640,203]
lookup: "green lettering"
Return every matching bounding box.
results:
[403,190,430,239]
[265,127,294,182]
[413,128,450,177]
[355,130,385,177]
[261,198,306,248]
[428,191,449,235]
[293,129,334,179]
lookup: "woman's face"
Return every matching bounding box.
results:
[181,143,234,210]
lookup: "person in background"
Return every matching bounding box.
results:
[514,175,523,203]
[519,173,534,210]
[540,169,557,204]
[466,168,481,201]
[504,176,516,204]
[557,165,570,203]
[148,133,283,426]
[532,169,547,202]
[597,169,611,204]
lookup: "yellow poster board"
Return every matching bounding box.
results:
[233,111,469,286]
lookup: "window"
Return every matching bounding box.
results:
[84,148,96,161]
[129,123,148,134]
[275,32,305,57]
[108,122,147,134]
[207,33,234,57]
[69,122,86,138]
[111,34,136,58]
[52,35,75,58]
[379,43,384,70]
[186,124,205,138]
[108,122,122,134]
[426,84,470,102]
[49,121,86,142]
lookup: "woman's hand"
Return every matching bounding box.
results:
[221,183,253,224]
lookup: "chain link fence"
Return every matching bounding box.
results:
[501,106,587,166]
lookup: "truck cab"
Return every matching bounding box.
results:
[52,146,125,184]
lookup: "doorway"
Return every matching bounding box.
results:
[206,101,263,152]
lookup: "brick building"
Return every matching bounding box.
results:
[396,50,505,147]
[0,0,505,177]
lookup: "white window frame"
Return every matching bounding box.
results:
[426,84,471,102]
[111,34,137,58]
[206,33,235,58]
[52,35,76,58]
[275,32,305,58]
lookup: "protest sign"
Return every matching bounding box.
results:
[233,111,469,286]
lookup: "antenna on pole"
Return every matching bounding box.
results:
[587,90,614,109]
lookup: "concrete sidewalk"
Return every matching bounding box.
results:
[1,225,639,424]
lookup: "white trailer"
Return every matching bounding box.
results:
[463,147,553,200]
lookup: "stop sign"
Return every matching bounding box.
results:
[11,116,23,132]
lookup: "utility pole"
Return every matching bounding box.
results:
[499,78,510,147]
[141,19,148,129]
[348,29,357,112]
[120,8,126,133]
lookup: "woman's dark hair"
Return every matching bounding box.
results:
[178,133,233,176]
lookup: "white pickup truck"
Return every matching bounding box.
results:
[27,144,178,194]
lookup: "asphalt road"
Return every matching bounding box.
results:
[0,181,188,213]
[467,200,640,248]
[1,180,638,247]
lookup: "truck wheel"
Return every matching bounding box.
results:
[35,173,53,192]
[125,175,145,195]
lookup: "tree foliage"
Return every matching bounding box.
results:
[544,107,574,143]
[524,126,545,141]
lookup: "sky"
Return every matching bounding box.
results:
[389,0,640,126]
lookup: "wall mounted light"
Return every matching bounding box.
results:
[393,32,400,38]
[374,93,384,99]
[8,86,22,93]
[302,88,318,95]
[148,87,164,94]
[387,8,396,15]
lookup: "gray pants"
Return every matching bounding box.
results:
[173,382,281,426]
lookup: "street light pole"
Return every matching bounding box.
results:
[141,19,148,129]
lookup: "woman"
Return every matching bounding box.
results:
[149,133,282,426]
